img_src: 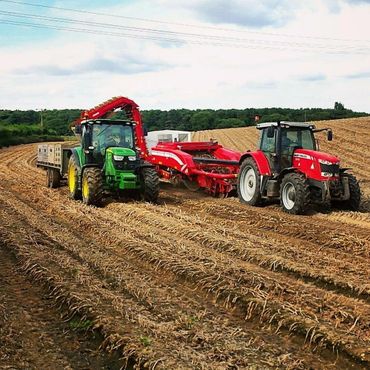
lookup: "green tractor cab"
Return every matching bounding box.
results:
[68,119,159,205]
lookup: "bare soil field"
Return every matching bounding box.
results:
[0,117,369,369]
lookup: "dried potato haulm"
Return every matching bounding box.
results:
[0,116,369,369]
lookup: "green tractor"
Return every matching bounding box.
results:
[67,118,159,205]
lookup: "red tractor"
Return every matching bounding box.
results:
[237,121,361,214]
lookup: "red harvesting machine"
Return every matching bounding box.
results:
[73,96,241,197]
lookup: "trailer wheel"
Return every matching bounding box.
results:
[280,173,310,215]
[338,174,361,211]
[67,156,82,200]
[81,167,104,206]
[237,158,262,206]
[46,168,61,188]
[140,167,159,203]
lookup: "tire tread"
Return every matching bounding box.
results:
[280,172,310,215]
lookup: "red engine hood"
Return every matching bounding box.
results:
[294,149,340,163]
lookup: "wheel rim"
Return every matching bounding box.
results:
[240,166,257,201]
[68,165,76,194]
[282,182,296,210]
[82,176,89,200]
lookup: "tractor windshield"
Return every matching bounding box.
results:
[92,123,134,153]
[282,128,316,153]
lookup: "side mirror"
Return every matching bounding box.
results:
[267,126,275,138]
[327,130,333,141]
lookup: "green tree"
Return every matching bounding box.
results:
[190,111,214,130]
[334,102,345,111]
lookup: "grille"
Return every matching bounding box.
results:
[113,158,138,171]
[320,163,340,175]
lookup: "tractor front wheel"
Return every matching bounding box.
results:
[67,156,81,200]
[338,174,361,211]
[237,158,262,206]
[81,167,104,206]
[280,173,310,215]
[140,167,159,203]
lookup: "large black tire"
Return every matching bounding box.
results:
[280,172,310,215]
[46,168,61,188]
[237,158,262,206]
[81,167,104,206]
[338,174,361,211]
[140,167,159,203]
[67,156,82,200]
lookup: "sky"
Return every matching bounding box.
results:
[0,0,369,112]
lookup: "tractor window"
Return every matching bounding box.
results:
[282,129,315,153]
[81,124,92,149]
[260,128,276,153]
[300,130,316,150]
[92,124,134,154]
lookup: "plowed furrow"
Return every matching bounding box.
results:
[2,177,369,365]
[14,184,368,363]
[185,199,370,258]
[1,126,369,370]
[114,202,370,298]
[0,192,324,369]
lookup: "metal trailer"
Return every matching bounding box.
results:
[36,142,78,188]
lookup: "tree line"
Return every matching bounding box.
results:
[0,102,367,147]
[141,103,367,131]
[0,109,79,147]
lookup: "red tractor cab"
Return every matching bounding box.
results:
[237,121,361,214]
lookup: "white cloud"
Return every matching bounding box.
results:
[158,0,303,28]
[0,0,369,112]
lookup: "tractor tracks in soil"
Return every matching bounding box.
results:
[0,138,369,369]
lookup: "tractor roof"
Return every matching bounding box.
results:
[81,118,135,126]
[257,121,315,130]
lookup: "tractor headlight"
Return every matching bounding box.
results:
[128,156,136,161]
[113,155,124,161]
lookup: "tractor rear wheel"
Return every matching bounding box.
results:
[81,167,104,206]
[339,174,361,211]
[237,158,262,206]
[46,168,61,188]
[280,172,310,214]
[140,167,159,203]
[67,156,81,200]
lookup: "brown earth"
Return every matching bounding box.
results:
[0,243,120,370]
[0,117,369,369]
